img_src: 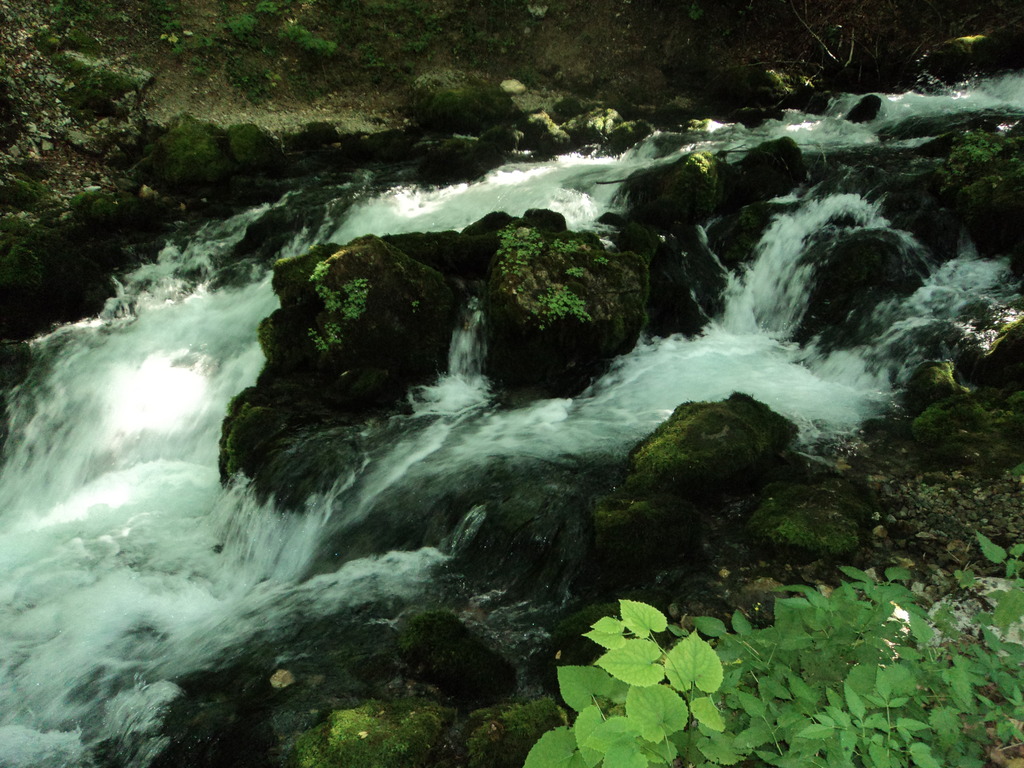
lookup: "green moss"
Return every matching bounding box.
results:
[466,699,567,768]
[711,202,786,268]
[485,223,649,391]
[149,116,236,187]
[226,123,283,170]
[288,698,453,768]
[0,176,51,212]
[976,318,1024,388]
[413,85,517,135]
[904,361,968,415]
[592,492,701,576]
[625,392,796,498]
[912,393,990,446]
[606,120,653,155]
[628,151,728,228]
[398,611,515,701]
[56,54,138,118]
[69,190,160,232]
[730,137,806,207]
[747,479,873,558]
[218,392,287,479]
[934,131,1024,256]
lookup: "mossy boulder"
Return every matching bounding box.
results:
[417,137,505,184]
[218,389,290,480]
[288,698,454,768]
[563,108,622,147]
[56,52,145,119]
[727,137,806,209]
[69,190,162,233]
[747,479,873,558]
[282,121,341,151]
[149,116,235,188]
[397,611,516,702]
[383,229,498,279]
[624,393,797,499]
[413,85,518,135]
[0,175,51,213]
[974,318,1024,388]
[226,123,284,171]
[625,151,728,229]
[607,120,654,155]
[708,201,790,269]
[466,700,566,768]
[549,603,618,669]
[592,492,702,576]
[518,111,571,156]
[485,224,649,393]
[934,131,1024,256]
[923,32,1024,83]
[910,389,1024,471]
[260,237,456,402]
[904,360,969,415]
[712,66,800,109]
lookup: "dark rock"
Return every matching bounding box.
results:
[845,94,882,123]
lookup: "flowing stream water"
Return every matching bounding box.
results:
[2,73,1023,767]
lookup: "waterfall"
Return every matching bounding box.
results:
[0,74,1021,767]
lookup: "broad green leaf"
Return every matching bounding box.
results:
[884,566,912,581]
[642,736,678,764]
[693,616,727,638]
[896,718,929,734]
[596,639,665,687]
[837,565,872,583]
[602,742,648,768]
[735,690,766,718]
[664,632,723,693]
[927,707,961,748]
[977,532,1007,564]
[626,683,688,742]
[583,616,628,650]
[906,611,934,644]
[558,665,617,711]
[731,610,753,636]
[690,696,725,732]
[697,731,743,765]
[796,723,834,740]
[619,600,668,638]
[573,705,604,768]
[524,726,586,768]
[734,724,773,749]
[867,739,893,768]
[582,715,641,752]
[993,588,1024,631]
[909,741,942,768]
[843,683,866,720]
[786,671,819,705]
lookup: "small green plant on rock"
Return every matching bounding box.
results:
[497,225,545,276]
[526,533,1024,767]
[307,261,371,351]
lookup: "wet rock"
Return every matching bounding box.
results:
[466,699,566,768]
[845,94,882,123]
[413,84,518,135]
[485,222,648,394]
[148,116,235,188]
[625,151,728,229]
[592,492,702,577]
[646,224,727,337]
[726,136,806,210]
[397,611,515,702]
[904,360,969,416]
[623,392,797,499]
[518,111,570,156]
[973,318,1024,388]
[418,136,505,184]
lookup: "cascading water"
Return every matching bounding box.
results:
[1,75,1022,767]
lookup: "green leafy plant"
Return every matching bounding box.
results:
[537,285,592,328]
[279,21,337,57]
[525,533,1024,767]
[307,262,371,351]
[497,225,545,276]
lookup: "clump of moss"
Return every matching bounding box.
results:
[747,478,874,558]
[904,360,969,415]
[397,610,515,702]
[934,131,1024,256]
[975,318,1024,388]
[910,388,1024,472]
[226,123,284,171]
[413,85,518,135]
[56,53,140,118]
[708,201,788,268]
[218,390,288,480]
[0,176,51,213]
[465,699,567,768]
[625,392,796,499]
[288,699,453,768]
[626,151,728,228]
[69,190,161,232]
[149,116,236,188]
[729,136,806,208]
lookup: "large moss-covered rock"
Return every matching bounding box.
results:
[226,122,284,171]
[708,201,791,269]
[563,108,622,146]
[747,478,874,557]
[288,698,453,768]
[592,492,702,575]
[727,137,806,209]
[413,84,518,135]
[624,393,796,499]
[397,611,516,702]
[934,131,1024,257]
[383,229,498,279]
[625,151,728,228]
[466,699,567,768]
[904,360,969,415]
[149,116,235,188]
[261,236,456,400]
[518,111,571,156]
[417,136,505,184]
[974,318,1024,388]
[485,224,649,393]
[911,389,1024,471]
[218,388,289,479]
[922,32,1024,83]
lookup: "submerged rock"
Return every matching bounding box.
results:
[624,393,797,499]
[747,478,874,557]
[288,698,454,768]
[397,611,516,702]
[485,222,649,394]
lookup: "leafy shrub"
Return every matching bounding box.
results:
[525,533,1024,767]
[279,22,337,57]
